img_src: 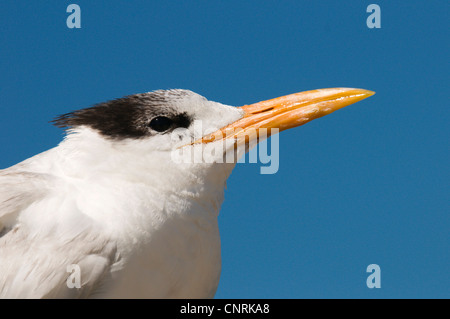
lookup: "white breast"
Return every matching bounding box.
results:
[70,170,227,298]
[103,213,222,298]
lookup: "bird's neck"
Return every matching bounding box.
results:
[35,128,236,219]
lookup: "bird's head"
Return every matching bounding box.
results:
[53,88,374,186]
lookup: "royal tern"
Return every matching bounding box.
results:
[0,88,374,298]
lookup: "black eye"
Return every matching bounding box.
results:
[148,116,173,132]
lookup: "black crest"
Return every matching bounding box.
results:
[52,90,193,139]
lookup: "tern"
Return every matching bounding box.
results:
[0,88,374,298]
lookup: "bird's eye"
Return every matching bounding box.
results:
[148,116,173,132]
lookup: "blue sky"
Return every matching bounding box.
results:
[1,1,448,298]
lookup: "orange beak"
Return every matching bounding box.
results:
[194,88,374,145]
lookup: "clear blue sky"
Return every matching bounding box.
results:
[1,1,448,298]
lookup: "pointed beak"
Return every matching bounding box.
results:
[196,88,374,144]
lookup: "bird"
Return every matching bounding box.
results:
[0,88,374,298]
